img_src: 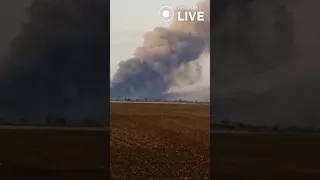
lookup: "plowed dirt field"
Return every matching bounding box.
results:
[110,102,210,180]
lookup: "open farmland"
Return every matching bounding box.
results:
[110,102,210,180]
[212,132,320,180]
[0,126,109,180]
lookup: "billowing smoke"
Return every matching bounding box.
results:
[0,0,110,122]
[110,0,210,100]
[212,0,320,127]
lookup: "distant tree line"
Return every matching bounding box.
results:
[110,98,209,103]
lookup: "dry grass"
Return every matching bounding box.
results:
[110,102,210,180]
[212,132,320,180]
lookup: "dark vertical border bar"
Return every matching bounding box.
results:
[106,0,111,178]
[210,0,214,178]
[210,0,232,178]
[0,0,110,179]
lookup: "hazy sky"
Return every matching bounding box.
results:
[110,0,199,78]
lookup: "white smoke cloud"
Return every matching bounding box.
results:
[110,0,211,101]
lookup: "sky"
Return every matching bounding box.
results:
[110,0,199,78]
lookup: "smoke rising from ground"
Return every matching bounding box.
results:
[212,0,320,127]
[0,0,110,122]
[110,0,210,100]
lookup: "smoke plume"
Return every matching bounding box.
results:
[212,0,320,127]
[110,0,210,100]
[0,0,110,122]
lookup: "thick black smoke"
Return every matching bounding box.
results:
[212,0,320,127]
[0,0,110,122]
[110,0,210,100]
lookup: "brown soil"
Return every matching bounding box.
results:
[110,102,210,180]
